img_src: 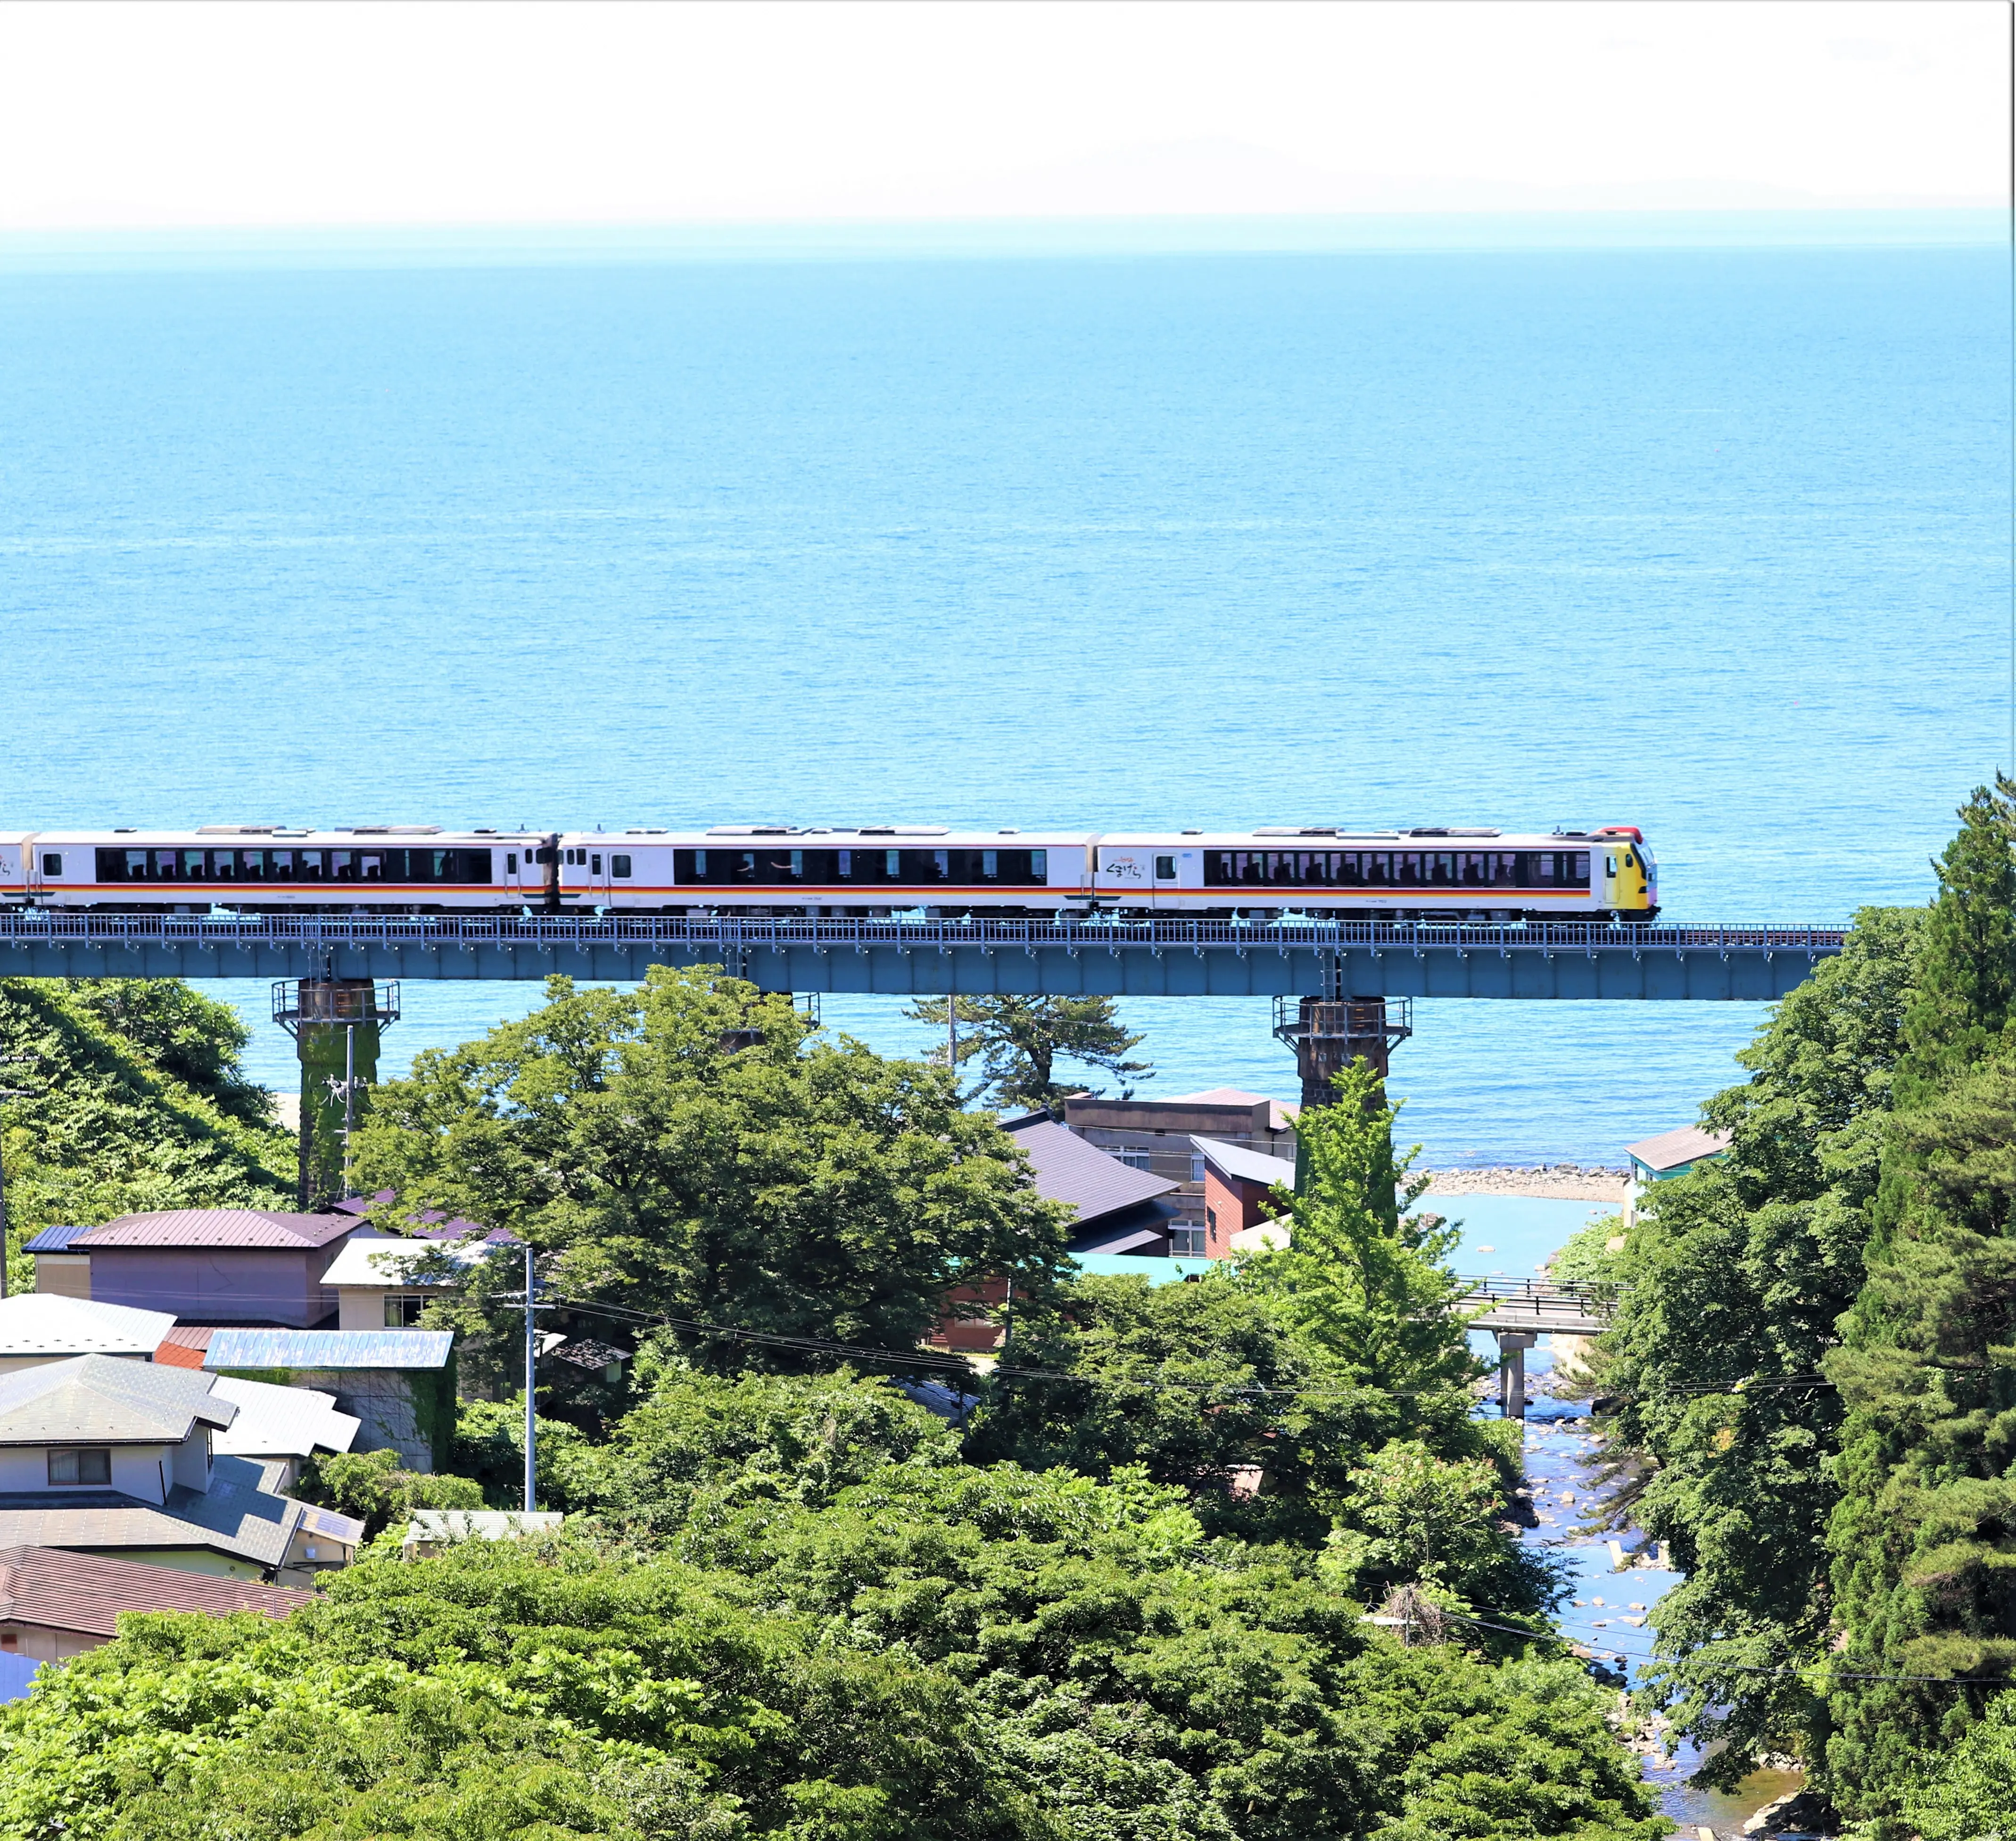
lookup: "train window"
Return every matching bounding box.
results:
[1031,849,1047,878]
[1155,856,1176,880]
[40,853,62,877]
[506,853,517,872]
[1605,854,1618,878]
[611,854,631,878]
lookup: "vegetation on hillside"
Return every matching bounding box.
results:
[0,963,1672,1839]
[1582,786,2016,1835]
[0,977,291,1284]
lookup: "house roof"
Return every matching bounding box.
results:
[0,1545,313,1637]
[334,1193,517,1244]
[21,1223,94,1255]
[321,1236,495,1290]
[1626,1125,1733,1175]
[208,1377,361,1461]
[0,1456,361,1568]
[1191,1136,1298,1190]
[204,1329,455,1372]
[74,1210,358,1251]
[0,1295,176,1359]
[1170,1089,1302,1129]
[1001,1118,1177,1225]
[0,1355,238,1447]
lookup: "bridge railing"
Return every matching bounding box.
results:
[0,911,1851,955]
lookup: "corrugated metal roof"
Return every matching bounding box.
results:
[0,1295,175,1357]
[0,1544,313,1636]
[209,1377,360,1460]
[204,1329,455,1371]
[1626,1125,1732,1174]
[1190,1136,1298,1190]
[0,1355,237,1447]
[22,1223,93,1254]
[76,1210,357,1250]
[1001,1118,1176,1225]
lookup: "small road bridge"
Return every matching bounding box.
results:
[1457,1277,1627,1420]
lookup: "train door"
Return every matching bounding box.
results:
[504,844,529,904]
[590,844,611,904]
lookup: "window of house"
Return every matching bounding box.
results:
[384,1294,428,1328]
[47,1448,111,1485]
[1170,1226,1208,1257]
[1190,1153,1207,1182]
[1117,1148,1155,1171]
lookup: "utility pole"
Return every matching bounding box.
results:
[341,1024,356,1199]
[523,1239,538,1512]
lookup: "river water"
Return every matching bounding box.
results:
[1,225,2007,1163]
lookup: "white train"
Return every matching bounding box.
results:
[0,823,1658,921]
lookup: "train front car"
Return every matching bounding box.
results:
[1593,826,1658,921]
[559,827,1097,917]
[14,827,557,913]
[1093,828,1648,923]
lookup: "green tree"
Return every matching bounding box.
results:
[297,1446,487,1539]
[0,978,292,1287]
[1898,1688,2016,1841]
[1585,907,1921,1787]
[350,968,1072,1387]
[1242,1060,1476,1397]
[903,995,1151,1109]
[1900,777,2016,1082]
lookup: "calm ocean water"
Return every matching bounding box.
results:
[1,235,2006,1161]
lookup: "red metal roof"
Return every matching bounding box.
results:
[75,1211,357,1250]
[0,1545,312,1637]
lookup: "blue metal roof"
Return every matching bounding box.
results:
[22,1223,93,1254]
[0,1653,41,1701]
[204,1329,454,1371]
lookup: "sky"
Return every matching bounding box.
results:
[0,0,2004,232]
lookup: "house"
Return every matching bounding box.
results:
[1062,1089,1300,1247]
[321,1234,497,1331]
[203,1329,456,1472]
[0,1354,363,1581]
[22,1223,93,1300]
[0,1295,177,1376]
[1189,1137,1297,1257]
[401,1509,565,1559]
[65,1210,362,1328]
[207,1376,361,1493]
[0,1544,312,1665]
[1624,1125,1733,1224]
[1002,1112,1183,1254]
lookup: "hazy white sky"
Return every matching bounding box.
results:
[0,1,2003,230]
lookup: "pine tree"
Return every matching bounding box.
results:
[901,995,1151,1110]
[1821,786,2016,1832]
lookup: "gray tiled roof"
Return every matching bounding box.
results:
[75,1210,357,1250]
[0,1460,338,1570]
[0,1355,238,1447]
[1002,1118,1176,1226]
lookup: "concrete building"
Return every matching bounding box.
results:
[321,1235,497,1331]
[0,1545,311,1665]
[1189,1137,1297,1258]
[63,1210,362,1328]
[1063,1089,1298,1252]
[0,1295,176,1376]
[0,1355,362,1581]
[203,1329,456,1472]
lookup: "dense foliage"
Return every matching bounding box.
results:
[350,969,1073,1389]
[0,977,291,1284]
[1586,784,2016,1829]
[901,995,1152,1109]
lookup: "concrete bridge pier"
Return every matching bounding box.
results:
[272,978,400,1209]
[1272,993,1415,1112]
[1495,1331,1537,1420]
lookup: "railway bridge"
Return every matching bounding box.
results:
[1459,1277,1625,1420]
[0,912,1842,1209]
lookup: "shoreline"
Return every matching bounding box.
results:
[1423,1166,1629,1202]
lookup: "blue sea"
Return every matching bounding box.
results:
[1,220,2007,1162]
